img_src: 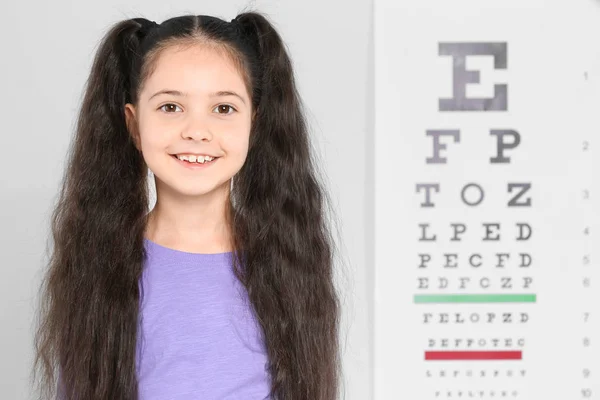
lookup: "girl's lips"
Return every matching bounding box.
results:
[171,154,219,169]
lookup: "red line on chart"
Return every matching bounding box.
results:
[425,351,522,361]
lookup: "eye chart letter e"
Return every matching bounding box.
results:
[438,42,507,112]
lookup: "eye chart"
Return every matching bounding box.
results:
[374,1,600,399]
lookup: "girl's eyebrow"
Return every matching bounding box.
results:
[148,89,246,105]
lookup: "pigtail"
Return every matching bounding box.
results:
[230,12,342,400]
[233,13,296,138]
[34,19,152,400]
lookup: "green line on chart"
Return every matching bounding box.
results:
[413,294,536,304]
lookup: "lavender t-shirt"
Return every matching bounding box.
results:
[136,237,271,399]
[57,238,271,399]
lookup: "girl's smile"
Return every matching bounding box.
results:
[170,153,220,170]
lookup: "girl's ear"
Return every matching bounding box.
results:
[124,103,141,151]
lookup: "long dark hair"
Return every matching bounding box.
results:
[32,9,347,400]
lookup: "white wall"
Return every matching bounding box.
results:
[0,0,373,399]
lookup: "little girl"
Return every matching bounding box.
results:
[33,10,343,400]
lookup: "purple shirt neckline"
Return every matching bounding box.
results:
[143,237,234,264]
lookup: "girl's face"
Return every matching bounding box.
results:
[125,44,253,198]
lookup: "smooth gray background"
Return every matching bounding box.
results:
[0,0,373,398]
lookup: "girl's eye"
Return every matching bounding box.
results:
[214,104,237,115]
[159,103,182,113]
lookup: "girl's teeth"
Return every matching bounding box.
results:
[176,155,214,163]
